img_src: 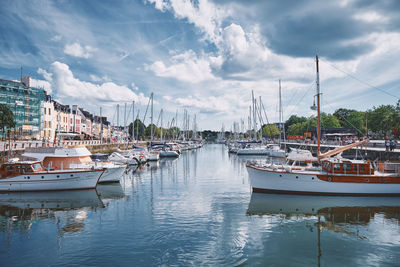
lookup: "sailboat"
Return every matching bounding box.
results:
[267,80,286,158]
[246,55,400,196]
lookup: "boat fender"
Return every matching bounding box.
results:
[285,166,291,172]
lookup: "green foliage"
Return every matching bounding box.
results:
[333,108,366,135]
[321,113,341,128]
[367,104,397,136]
[0,104,15,137]
[260,124,280,137]
[285,115,307,132]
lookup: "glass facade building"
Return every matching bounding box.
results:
[0,77,45,137]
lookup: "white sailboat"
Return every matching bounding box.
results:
[246,55,400,196]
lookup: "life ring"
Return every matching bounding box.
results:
[139,155,144,159]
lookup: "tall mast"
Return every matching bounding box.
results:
[132,101,135,142]
[150,92,153,144]
[252,90,256,140]
[124,103,127,143]
[160,109,163,142]
[117,104,120,145]
[100,107,103,144]
[279,79,282,146]
[316,55,321,157]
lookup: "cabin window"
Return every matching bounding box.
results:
[32,163,42,171]
[334,164,341,171]
[15,165,21,173]
[360,165,365,172]
[6,166,14,172]
[353,165,359,171]
[22,165,29,173]
[343,164,352,171]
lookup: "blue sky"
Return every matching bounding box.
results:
[1,0,399,130]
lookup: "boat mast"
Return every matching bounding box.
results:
[160,108,163,142]
[316,55,321,157]
[252,90,256,140]
[150,92,154,145]
[117,104,120,146]
[279,79,282,146]
[132,101,135,142]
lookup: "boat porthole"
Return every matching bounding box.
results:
[382,179,386,183]
[312,177,314,180]
[296,176,299,179]
[27,176,30,179]
[279,174,282,177]
[70,174,73,177]
[57,175,60,178]
[312,208,314,211]
[365,179,369,183]
[328,177,332,182]
[296,208,299,211]
[41,176,44,179]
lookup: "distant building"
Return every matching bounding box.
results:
[41,93,55,140]
[53,101,70,135]
[0,77,45,138]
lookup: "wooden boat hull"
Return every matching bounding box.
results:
[0,169,103,192]
[247,165,400,196]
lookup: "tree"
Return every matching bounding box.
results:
[260,124,280,137]
[129,119,146,140]
[333,108,366,135]
[368,105,397,136]
[320,113,341,128]
[145,123,160,138]
[285,115,307,132]
[0,104,15,140]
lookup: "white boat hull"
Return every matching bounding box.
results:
[247,165,400,196]
[99,165,126,183]
[148,153,160,161]
[0,169,103,192]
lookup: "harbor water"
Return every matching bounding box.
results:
[1,144,400,266]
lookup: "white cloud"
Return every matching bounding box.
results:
[64,42,95,58]
[147,0,229,42]
[38,62,149,116]
[147,50,215,83]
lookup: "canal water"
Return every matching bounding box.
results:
[1,144,399,266]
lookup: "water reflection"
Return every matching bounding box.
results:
[97,183,126,201]
[247,193,400,266]
[0,190,103,236]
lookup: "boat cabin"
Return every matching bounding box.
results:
[0,161,44,179]
[321,160,374,175]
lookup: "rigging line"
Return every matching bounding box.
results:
[321,98,365,137]
[285,82,315,121]
[320,59,400,100]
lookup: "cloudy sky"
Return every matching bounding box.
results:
[1,0,399,130]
